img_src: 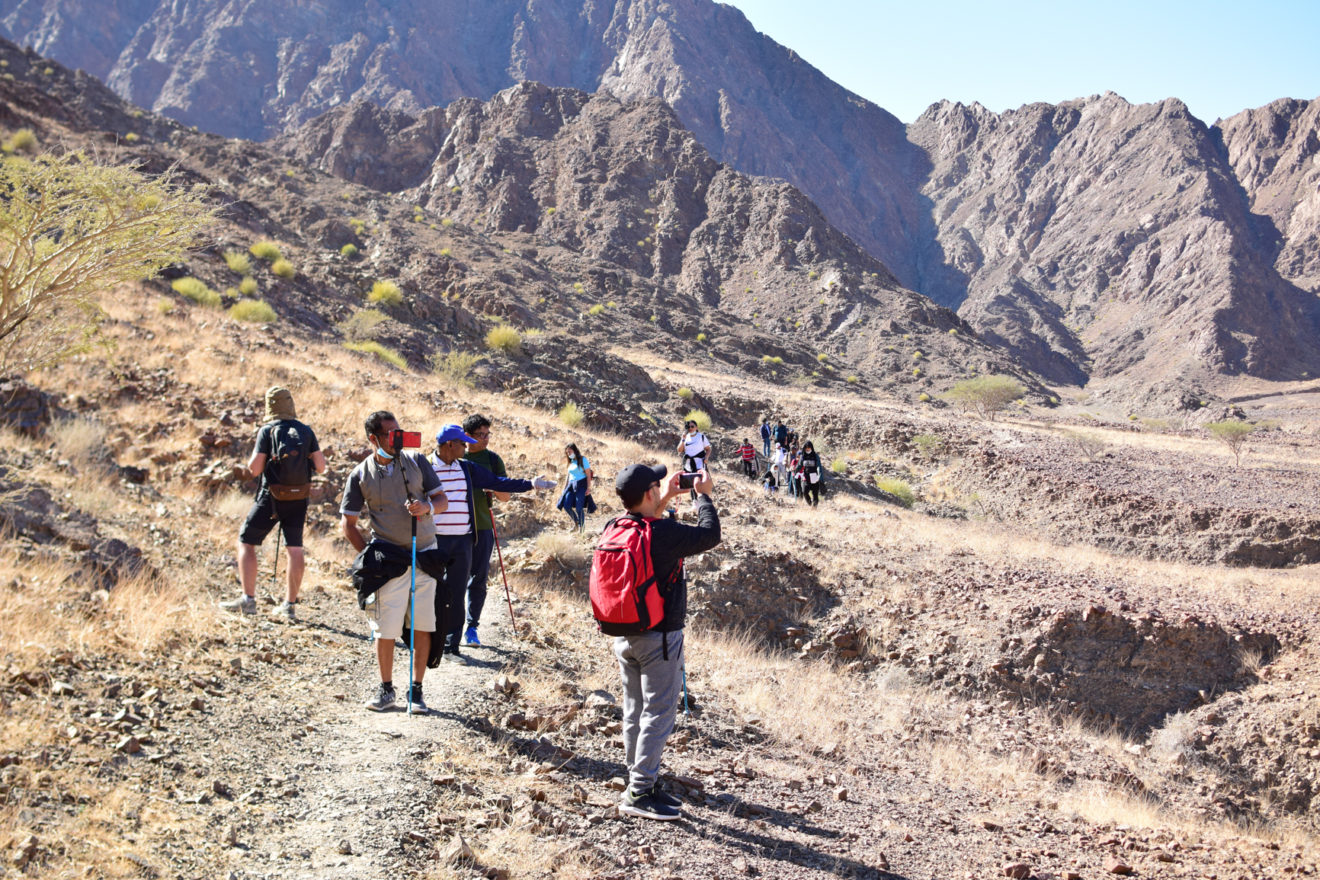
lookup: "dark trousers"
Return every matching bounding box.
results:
[466,528,494,629]
[803,479,820,506]
[429,534,474,657]
[742,458,756,478]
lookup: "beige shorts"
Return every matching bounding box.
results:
[364,569,437,641]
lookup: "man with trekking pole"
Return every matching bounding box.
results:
[590,464,721,820]
[341,411,447,714]
[222,386,326,622]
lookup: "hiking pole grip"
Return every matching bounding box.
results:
[489,511,518,640]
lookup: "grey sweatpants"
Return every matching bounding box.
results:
[612,629,684,793]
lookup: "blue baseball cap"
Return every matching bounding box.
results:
[436,424,478,445]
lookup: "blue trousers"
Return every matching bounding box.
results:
[466,528,494,629]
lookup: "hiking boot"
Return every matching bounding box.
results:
[407,683,430,715]
[364,683,396,712]
[219,594,256,615]
[464,626,481,647]
[271,600,297,622]
[619,788,681,821]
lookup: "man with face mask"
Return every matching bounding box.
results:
[341,411,448,714]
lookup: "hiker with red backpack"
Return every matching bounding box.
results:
[590,464,721,821]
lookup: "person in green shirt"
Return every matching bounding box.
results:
[461,413,510,647]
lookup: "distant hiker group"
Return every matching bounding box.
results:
[746,416,825,506]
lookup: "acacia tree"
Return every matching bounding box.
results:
[941,374,1026,419]
[1207,420,1254,466]
[0,151,216,373]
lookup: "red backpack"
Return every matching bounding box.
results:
[590,516,669,630]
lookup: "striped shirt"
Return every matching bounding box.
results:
[429,458,471,536]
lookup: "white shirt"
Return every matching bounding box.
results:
[430,458,471,536]
[682,431,709,466]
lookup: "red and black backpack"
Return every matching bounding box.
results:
[589,515,677,631]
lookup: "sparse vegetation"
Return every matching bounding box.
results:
[676,387,694,400]
[817,353,828,362]
[249,240,282,262]
[486,324,522,355]
[228,299,277,323]
[344,340,406,369]
[558,401,584,428]
[340,243,358,258]
[911,433,943,460]
[270,258,295,279]
[587,304,605,316]
[684,409,712,432]
[238,276,258,297]
[337,309,389,342]
[942,374,1025,418]
[1064,429,1108,462]
[2,128,38,154]
[171,277,221,308]
[696,332,708,343]
[875,476,915,508]
[1207,420,1255,466]
[830,457,848,474]
[368,280,403,306]
[433,350,481,387]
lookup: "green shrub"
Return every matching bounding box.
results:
[2,128,38,154]
[676,387,694,400]
[433,350,481,387]
[238,276,258,296]
[817,353,828,362]
[123,132,139,143]
[846,375,859,384]
[155,298,174,315]
[606,301,618,308]
[761,355,784,366]
[942,374,1025,418]
[344,340,406,369]
[588,304,605,316]
[696,332,707,343]
[249,240,282,262]
[911,433,943,460]
[228,300,277,323]
[340,243,359,258]
[441,218,455,228]
[369,280,403,306]
[271,258,295,279]
[338,309,389,342]
[171,277,220,308]
[830,457,848,474]
[684,410,712,432]
[918,392,931,402]
[486,325,522,355]
[559,401,584,428]
[1207,420,1255,466]
[875,477,915,508]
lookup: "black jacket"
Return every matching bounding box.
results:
[598,494,721,635]
[352,541,449,608]
[428,455,535,545]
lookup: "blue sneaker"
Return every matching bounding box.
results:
[464,626,481,647]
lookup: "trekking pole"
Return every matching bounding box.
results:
[682,664,690,718]
[408,497,417,717]
[269,529,282,602]
[488,506,519,640]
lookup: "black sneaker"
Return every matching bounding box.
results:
[364,683,396,712]
[619,788,681,821]
[647,785,683,810]
[407,683,430,715]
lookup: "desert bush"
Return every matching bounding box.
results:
[228,300,277,323]
[830,457,848,474]
[368,280,403,306]
[1063,429,1107,462]
[340,243,358,258]
[587,304,605,316]
[344,340,406,369]
[684,409,712,433]
[559,401,584,428]
[942,374,1025,418]
[270,258,295,279]
[761,355,784,366]
[846,375,858,383]
[338,309,389,342]
[238,276,258,296]
[171,277,220,308]
[676,387,694,400]
[433,350,481,387]
[249,240,282,262]
[535,531,591,570]
[0,152,215,371]
[223,250,251,275]
[911,433,943,460]
[486,325,522,355]
[2,128,38,154]
[918,392,931,402]
[875,477,915,508]
[1207,420,1254,466]
[696,332,707,343]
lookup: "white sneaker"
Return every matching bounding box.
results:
[219,594,256,615]
[271,600,297,622]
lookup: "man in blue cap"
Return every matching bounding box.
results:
[427,424,555,663]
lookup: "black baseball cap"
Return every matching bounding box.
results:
[615,463,667,496]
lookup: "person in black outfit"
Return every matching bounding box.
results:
[799,440,823,507]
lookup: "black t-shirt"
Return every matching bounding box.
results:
[254,419,319,489]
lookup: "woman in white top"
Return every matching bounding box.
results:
[677,420,711,473]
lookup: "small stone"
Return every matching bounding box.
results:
[11,834,38,868]
[732,856,752,874]
[804,799,823,814]
[1106,858,1134,875]
[51,681,76,696]
[212,780,231,798]
[1003,862,1031,879]
[223,825,238,847]
[636,845,655,864]
[116,735,142,754]
[1064,873,1082,880]
[189,697,206,711]
[876,852,889,871]
[336,839,353,855]
[440,834,473,865]
[980,819,1002,832]
[606,776,627,791]
[228,658,242,674]
[832,786,848,802]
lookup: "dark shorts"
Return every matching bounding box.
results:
[239,493,308,547]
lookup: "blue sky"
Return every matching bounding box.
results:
[724,0,1320,124]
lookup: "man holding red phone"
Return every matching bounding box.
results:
[341,411,448,714]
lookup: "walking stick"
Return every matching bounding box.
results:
[488,505,519,640]
[269,529,282,602]
[408,498,417,716]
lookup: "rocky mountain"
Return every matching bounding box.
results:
[4,0,1319,405]
[1218,98,1320,295]
[907,95,1320,399]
